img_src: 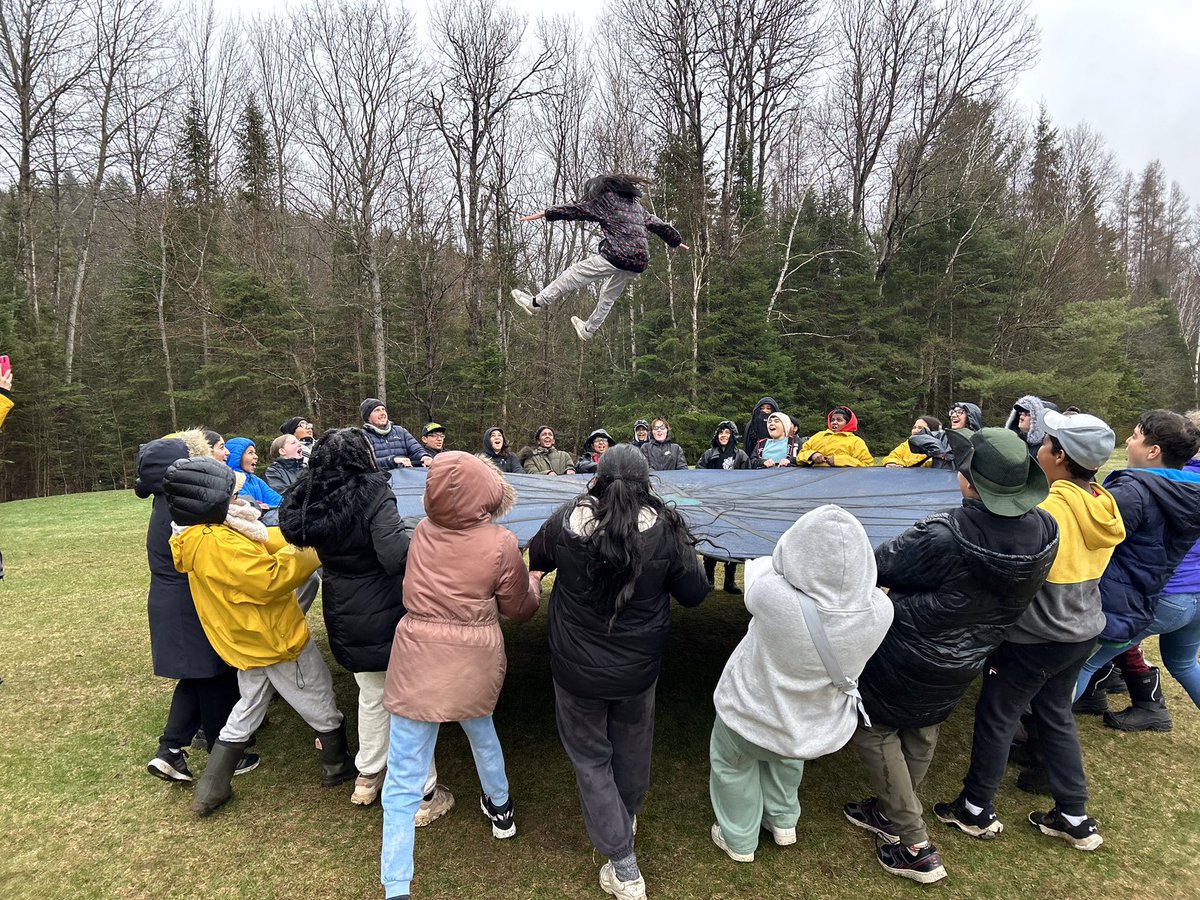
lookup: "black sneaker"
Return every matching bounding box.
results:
[876,841,947,884]
[147,748,193,782]
[934,794,1003,839]
[843,797,899,843]
[233,753,260,777]
[479,792,516,839]
[1028,808,1102,851]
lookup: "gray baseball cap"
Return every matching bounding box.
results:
[1041,410,1116,470]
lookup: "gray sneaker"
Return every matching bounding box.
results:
[571,315,593,341]
[511,289,538,315]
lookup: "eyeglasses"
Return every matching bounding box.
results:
[948,408,965,418]
[652,426,668,432]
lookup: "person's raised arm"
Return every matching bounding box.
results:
[370,495,410,576]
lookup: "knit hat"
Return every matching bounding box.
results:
[946,427,1048,517]
[423,422,446,437]
[767,412,794,435]
[534,425,554,443]
[1041,410,1116,471]
[360,398,385,422]
[164,457,236,526]
[280,416,305,435]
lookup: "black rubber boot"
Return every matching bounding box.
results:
[191,739,247,817]
[703,557,717,588]
[316,724,357,787]
[1097,663,1128,694]
[1072,663,1113,715]
[722,562,742,595]
[1104,667,1173,732]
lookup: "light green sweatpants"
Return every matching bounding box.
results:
[709,714,805,855]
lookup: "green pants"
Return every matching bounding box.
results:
[709,714,805,855]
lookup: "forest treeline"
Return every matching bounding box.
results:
[1,0,1198,499]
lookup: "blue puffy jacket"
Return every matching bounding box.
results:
[363,422,428,470]
[224,436,284,508]
[1099,466,1200,642]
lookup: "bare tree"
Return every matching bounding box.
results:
[428,0,557,340]
[293,0,419,401]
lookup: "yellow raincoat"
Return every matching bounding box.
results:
[170,523,320,670]
[882,440,931,468]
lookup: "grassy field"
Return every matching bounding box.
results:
[1,479,1197,900]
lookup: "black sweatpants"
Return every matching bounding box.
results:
[553,680,656,860]
[159,670,240,753]
[961,639,1096,816]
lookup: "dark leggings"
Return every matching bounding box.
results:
[159,669,241,753]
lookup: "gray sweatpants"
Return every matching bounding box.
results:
[536,254,640,336]
[219,639,344,743]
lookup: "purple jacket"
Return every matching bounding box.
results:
[545,193,682,273]
[1164,458,1200,594]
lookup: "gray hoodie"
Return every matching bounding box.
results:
[713,505,894,759]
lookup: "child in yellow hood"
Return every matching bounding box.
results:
[165,457,353,818]
[795,407,874,467]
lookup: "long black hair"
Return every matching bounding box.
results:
[579,443,697,631]
[279,427,380,547]
[581,174,651,202]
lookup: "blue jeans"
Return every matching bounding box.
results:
[1075,593,1200,705]
[380,714,511,898]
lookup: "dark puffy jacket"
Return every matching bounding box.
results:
[279,472,409,672]
[544,186,682,273]
[136,440,230,680]
[698,421,749,470]
[364,423,429,471]
[1098,467,1200,642]
[1164,459,1200,594]
[859,500,1059,729]
[163,457,235,525]
[576,429,615,474]
[477,427,523,474]
[528,499,710,699]
[264,457,304,495]
[743,397,778,456]
[641,431,688,471]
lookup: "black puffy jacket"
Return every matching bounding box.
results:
[265,457,304,495]
[858,500,1059,729]
[1098,468,1200,642]
[136,440,229,680]
[528,499,710,699]
[163,457,235,525]
[279,473,409,672]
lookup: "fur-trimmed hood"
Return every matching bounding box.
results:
[176,429,215,459]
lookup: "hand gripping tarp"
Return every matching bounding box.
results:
[389,467,961,560]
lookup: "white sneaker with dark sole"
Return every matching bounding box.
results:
[711,823,754,862]
[511,289,538,315]
[599,861,647,900]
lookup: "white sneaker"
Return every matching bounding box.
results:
[571,315,593,341]
[511,289,538,315]
[761,819,796,846]
[711,822,755,862]
[350,770,385,806]
[414,784,454,826]
[599,861,647,899]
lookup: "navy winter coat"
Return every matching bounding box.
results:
[858,500,1059,729]
[136,439,230,680]
[279,472,409,672]
[364,423,429,471]
[528,499,710,699]
[1099,467,1200,642]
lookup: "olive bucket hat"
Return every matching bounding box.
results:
[945,426,1048,517]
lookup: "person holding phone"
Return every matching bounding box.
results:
[0,355,12,430]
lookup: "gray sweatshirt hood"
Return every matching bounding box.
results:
[771,504,879,610]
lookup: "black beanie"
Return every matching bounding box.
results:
[163,457,235,526]
[360,398,385,423]
[281,416,305,435]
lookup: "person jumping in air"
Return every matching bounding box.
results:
[512,175,689,342]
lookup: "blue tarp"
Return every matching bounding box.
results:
[388,467,961,560]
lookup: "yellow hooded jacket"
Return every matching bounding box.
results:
[796,431,874,467]
[1009,479,1126,644]
[882,440,930,468]
[0,391,11,430]
[170,524,320,670]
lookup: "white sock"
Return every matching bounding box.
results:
[1062,812,1088,827]
[910,840,930,851]
[964,799,984,816]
